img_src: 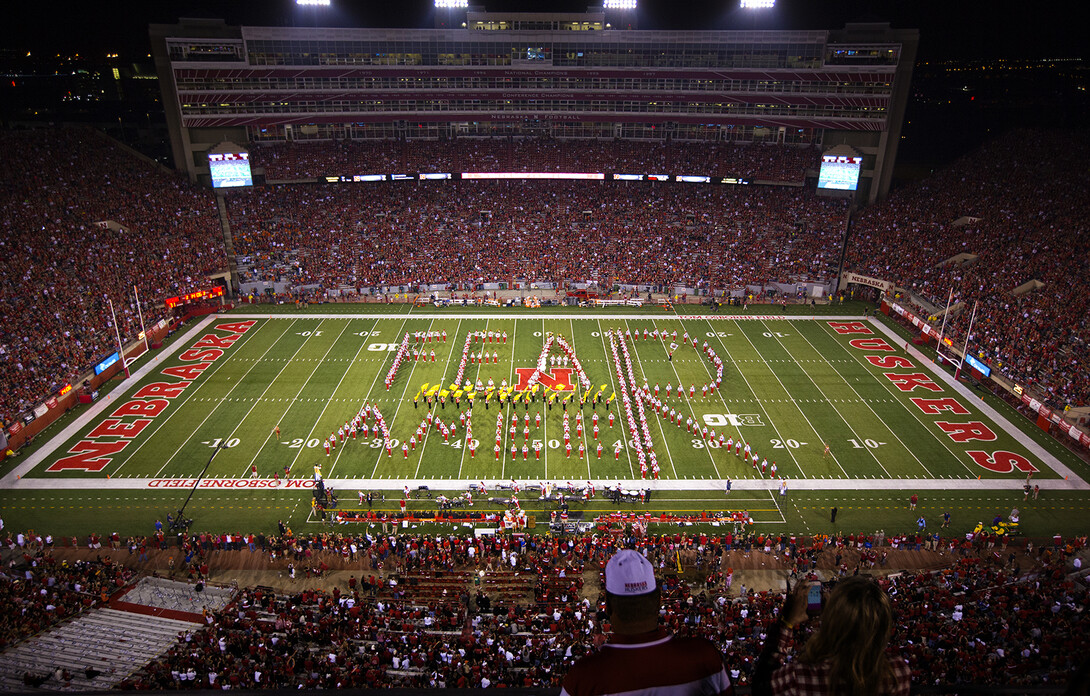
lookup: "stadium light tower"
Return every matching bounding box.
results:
[295,0,330,28]
[434,0,469,29]
[603,0,637,30]
[740,0,774,7]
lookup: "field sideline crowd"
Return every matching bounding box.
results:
[1,527,1087,690]
[0,126,1087,441]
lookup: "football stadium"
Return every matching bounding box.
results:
[1,1,1088,692]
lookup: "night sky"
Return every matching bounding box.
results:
[4,0,1086,63]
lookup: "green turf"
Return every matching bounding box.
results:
[2,305,1087,542]
[0,487,1083,541]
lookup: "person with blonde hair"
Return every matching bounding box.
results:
[754,575,909,695]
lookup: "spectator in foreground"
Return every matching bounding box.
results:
[754,576,909,696]
[559,549,734,696]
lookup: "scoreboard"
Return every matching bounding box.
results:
[817,155,862,191]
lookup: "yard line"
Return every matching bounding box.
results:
[379,322,438,479]
[763,488,789,524]
[595,318,635,479]
[502,318,516,482]
[291,318,379,479]
[620,320,680,479]
[110,318,283,477]
[457,318,487,480]
[697,317,820,478]
[540,317,548,481]
[818,321,979,478]
[684,323,764,466]
[730,319,851,477]
[153,319,314,477]
[652,319,722,478]
[366,317,427,480]
[753,319,892,478]
[568,318,594,481]
[230,319,355,478]
[289,318,392,477]
[786,321,933,477]
[412,319,461,480]
[675,319,753,472]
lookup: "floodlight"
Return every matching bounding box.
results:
[435,0,469,7]
[296,0,331,5]
[604,0,637,8]
[740,0,774,7]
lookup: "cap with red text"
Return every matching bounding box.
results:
[605,549,657,596]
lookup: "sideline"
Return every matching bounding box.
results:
[0,316,219,487]
[0,475,1075,493]
[869,319,1086,490]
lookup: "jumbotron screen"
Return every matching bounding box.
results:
[208,152,252,188]
[817,155,862,191]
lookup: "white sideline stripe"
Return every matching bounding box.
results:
[0,316,220,488]
[2,476,1082,492]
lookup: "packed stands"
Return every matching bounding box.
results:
[0,548,138,652]
[228,181,847,291]
[11,528,1064,691]
[249,139,820,184]
[845,130,1090,408]
[3,124,1088,444]
[0,128,226,426]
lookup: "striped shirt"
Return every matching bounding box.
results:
[560,629,734,696]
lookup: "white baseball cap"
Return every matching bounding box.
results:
[605,549,656,596]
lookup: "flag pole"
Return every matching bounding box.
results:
[133,285,150,353]
[954,300,978,382]
[107,297,130,379]
[935,286,954,362]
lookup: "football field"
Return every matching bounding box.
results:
[3,307,1088,538]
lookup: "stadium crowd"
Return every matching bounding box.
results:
[0,541,137,651]
[0,527,1063,691]
[3,124,1089,451]
[248,138,820,184]
[0,128,226,426]
[845,130,1090,408]
[228,181,846,292]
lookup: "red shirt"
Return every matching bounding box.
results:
[559,628,733,696]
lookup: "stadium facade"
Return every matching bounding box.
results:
[150,5,917,202]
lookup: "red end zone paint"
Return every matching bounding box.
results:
[849,337,894,351]
[936,421,997,442]
[48,321,256,472]
[865,355,914,369]
[837,323,1039,476]
[49,441,129,473]
[966,451,1037,474]
[910,397,970,415]
[883,372,943,392]
[828,321,872,334]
